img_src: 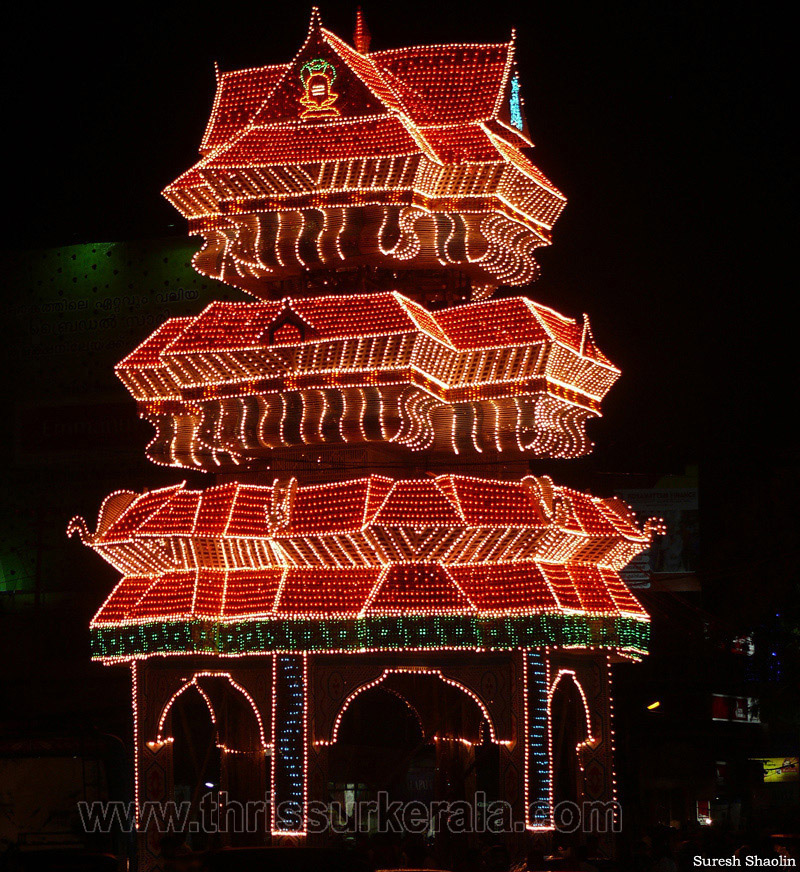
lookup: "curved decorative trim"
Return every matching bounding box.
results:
[155,671,268,749]
[317,667,509,746]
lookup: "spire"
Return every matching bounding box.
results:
[580,314,592,355]
[354,6,371,53]
[309,6,322,33]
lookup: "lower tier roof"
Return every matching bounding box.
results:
[71,474,658,659]
[91,561,647,626]
[86,561,649,660]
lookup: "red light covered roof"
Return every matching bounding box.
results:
[160,292,440,355]
[201,64,287,153]
[118,317,194,368]
[88,472,645,553]
[113,292,620,466]
[420,124,501,163]
[118,292,612,369]
[200,33,517,155]
[91,475,617,542]
[163,13,562,295]
[372,43,512,126]
[69,474,659,628]
[90,561,646,625]
[436,297,612,364]
[188,117,421,181]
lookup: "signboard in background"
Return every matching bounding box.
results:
[712,694,760,724]
[617,467,699,587]
[750,757,799,783]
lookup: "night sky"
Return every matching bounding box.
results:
[2,1,794,622]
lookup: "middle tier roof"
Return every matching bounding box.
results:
[117,291,619,469]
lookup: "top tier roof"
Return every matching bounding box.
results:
[162,10,567,300]
[200,37,517,154]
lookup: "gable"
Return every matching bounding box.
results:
[250,27,393,126]
[493,70,532,145]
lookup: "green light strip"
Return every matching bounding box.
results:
[90,614,650,659]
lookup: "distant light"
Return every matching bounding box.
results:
[205,782,215,788]
[647,701,661,710]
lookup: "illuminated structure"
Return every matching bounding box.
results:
[70,10,659,868]
[116,292,618,466]
[163,8,564,303]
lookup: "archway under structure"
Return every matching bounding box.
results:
[548,670,596,814]
[318,667,507,850]
[321,668,508,748]
[329,685,430,826]
[156,672,268,752]
[150,671,270,849]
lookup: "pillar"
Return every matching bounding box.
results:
[271,653,308,836]
[132,660,175,872]
[523,650,552,829]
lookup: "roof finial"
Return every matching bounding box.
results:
[354,6,371,53]
[309,6,322,32]
[580,314,592,355]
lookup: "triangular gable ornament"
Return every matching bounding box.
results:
[251,10,392,125]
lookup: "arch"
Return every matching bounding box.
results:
[330,684,427,752]
[547,669,596,753]
[155,671,268,749]
[317,667,510,746]
[381,685,426,737]
[547,668,599,815]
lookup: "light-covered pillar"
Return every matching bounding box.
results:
[271,653,308,836]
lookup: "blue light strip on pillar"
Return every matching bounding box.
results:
[271,654,307,834]
[527,651,551,827]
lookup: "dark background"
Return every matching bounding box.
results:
[4,0,791,464]
[0,0,795,842]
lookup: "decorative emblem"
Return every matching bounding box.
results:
[299,58,340,118]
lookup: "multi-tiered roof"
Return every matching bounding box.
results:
[71,474,654,658]
[72,11,656,661]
